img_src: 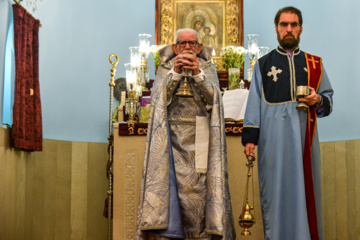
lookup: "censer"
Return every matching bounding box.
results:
[239,154,256,235]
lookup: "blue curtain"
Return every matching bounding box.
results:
[2,6,15,126]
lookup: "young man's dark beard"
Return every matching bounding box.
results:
[278,34,300,50]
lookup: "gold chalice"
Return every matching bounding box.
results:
[176,68,193,97]
[176,52,194,97]
[296,86,310,111]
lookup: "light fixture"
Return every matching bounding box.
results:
[247,34,259,82]
[124,63,139,123]
[138,34,152,91]
[257,46,269,59]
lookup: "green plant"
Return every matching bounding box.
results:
[228,71,240,90]
[221,45,247,70]
[149,45,166,67]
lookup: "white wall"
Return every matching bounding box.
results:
[35,0,155,143]
[0,0,358,143]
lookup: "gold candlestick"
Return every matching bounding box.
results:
[125,84,139,123]
[139,57,149,91]
[247,59,256,82]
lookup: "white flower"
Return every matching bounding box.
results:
[234,46,247,55]
[222,45,235,51]
[149,45,166,54]
[221,45,246,69]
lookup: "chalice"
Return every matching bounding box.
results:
[175,68,193,97]
[296,86,310,111]
[176,53,194,97]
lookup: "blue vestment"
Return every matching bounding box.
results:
[242,46,334,240]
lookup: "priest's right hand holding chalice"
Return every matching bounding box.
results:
[173,50,200,75]
[173,49,201,97]
[296,86,322,110]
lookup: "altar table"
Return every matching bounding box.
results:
[112,123,264,240]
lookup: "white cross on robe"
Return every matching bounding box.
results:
[267,66,282,82]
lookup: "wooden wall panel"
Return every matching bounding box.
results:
[354,140,360,238]
[14,152,26,240]
[346,140,356,239]
[335,141,348,239]
[43,140,58,240]
[55,140,72,240]
[1,126,360,240]
[321,141,336,240]
[87,142,108,240]
[24,149,35,239]
[70,142,88,240]
[320,140,360,240]
[32,144,45,240]
[0,144,19,240]
[0,128,108,240]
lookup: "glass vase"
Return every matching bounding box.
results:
[228,68,240,90]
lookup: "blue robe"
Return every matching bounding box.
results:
[242,46,334,240]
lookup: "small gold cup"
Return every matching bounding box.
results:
[296,86,310,111]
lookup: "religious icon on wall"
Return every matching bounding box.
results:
[155,0,243,59]
[175,2,223,55]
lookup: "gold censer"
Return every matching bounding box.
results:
[239,154,256,235]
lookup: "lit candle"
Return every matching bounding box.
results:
[139,33,152,58]
[129,47,140,68]
[124,63,135,90]
[247,34,259,61]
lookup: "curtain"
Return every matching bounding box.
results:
[12,4,42,151]
[2,6,15,126]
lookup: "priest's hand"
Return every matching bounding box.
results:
[244,143,255,157]
[298,86,321,106]
[173,53,200,75]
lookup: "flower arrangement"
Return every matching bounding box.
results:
[220,45,247,70]
[149,45,166,67]
[228,68,240,90]
[221,46,247,89]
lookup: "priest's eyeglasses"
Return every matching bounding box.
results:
[278,22,301,28]
[176,41,198,47]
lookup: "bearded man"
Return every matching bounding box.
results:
[136,28,235,240]
[242,6,334,240]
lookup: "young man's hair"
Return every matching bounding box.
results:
[274,6,303,26]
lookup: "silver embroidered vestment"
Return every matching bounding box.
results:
[136,45,235,240]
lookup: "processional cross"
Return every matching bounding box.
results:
[267,66,282,82]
